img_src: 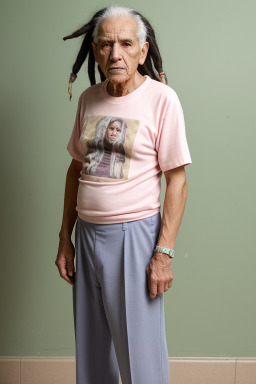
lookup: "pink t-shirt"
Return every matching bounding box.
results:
[67,75,192,224]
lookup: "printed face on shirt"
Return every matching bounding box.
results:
[80,115,140,181]
[106,121,122,143]
[91,15,149,84]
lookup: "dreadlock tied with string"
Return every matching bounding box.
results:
[63,5,167,101]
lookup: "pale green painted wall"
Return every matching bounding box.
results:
[0,0,255,357]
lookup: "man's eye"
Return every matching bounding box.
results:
[124,43,131,46]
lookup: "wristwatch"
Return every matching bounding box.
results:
[154,245,174,258]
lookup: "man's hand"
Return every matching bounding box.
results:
[55,238,76,286]
[146,252,173,299]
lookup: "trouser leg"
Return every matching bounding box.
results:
[94,212,170,384]
[72,217,119,384]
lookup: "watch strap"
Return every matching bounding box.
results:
[154,245,174,258]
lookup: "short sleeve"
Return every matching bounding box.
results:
[156,92,192,172]
[66,93,84,163]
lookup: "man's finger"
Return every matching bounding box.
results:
[67,268,74,277]
[57,263,75,286]
[61,272,75,286]
[150,278,158,299]
[157,282,165,296]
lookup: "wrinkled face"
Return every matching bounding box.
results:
[91,15,149,83]
[106,121,121,142]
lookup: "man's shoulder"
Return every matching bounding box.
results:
[148,77,180,106]
[78,81,104,101]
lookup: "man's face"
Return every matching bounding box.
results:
[107,121,121,142]
[91,15,149,83]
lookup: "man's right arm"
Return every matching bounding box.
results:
[55,158,82,286]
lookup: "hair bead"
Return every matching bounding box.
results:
[159,71,167,84]
[68,72,77,101]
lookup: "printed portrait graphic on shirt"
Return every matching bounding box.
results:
[80,115,140,181]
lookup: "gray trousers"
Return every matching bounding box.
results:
[72,212,170,384]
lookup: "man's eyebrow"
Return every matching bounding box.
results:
[98,37,134,43]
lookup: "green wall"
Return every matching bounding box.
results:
[0,0,255,357]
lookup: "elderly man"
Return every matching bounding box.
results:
[56,5,192,384]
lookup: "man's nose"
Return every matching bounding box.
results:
[110,43,122,61]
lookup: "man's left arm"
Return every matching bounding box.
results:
[146,165,189,299]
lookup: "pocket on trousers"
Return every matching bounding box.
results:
[150,212,161,249]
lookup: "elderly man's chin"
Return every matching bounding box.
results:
[107,70,128,81]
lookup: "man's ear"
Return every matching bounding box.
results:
[91,42,98,63]
[139,41,149,66]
